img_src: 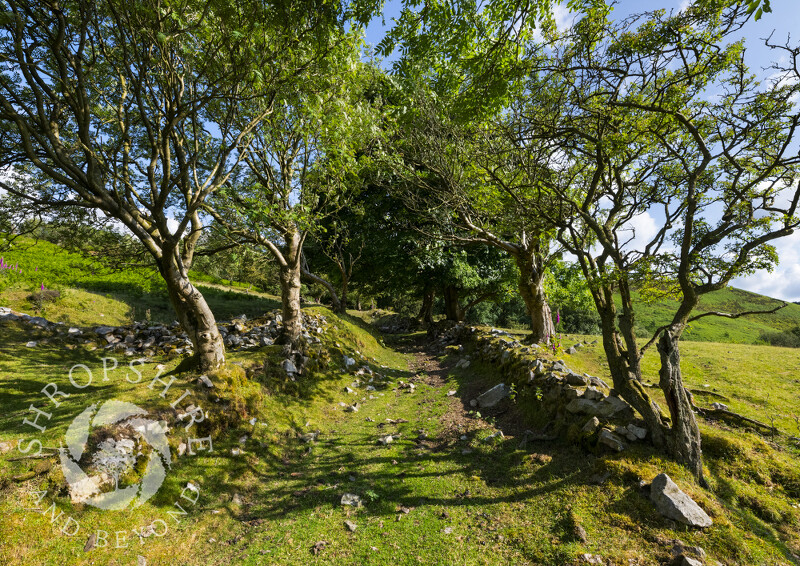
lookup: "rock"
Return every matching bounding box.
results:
[484,430,504,442]
[341,493,362,507]
[583,386,604,401]
[626,423,648,440]
[299,432,318,443]
[565,398,603,416]
[581,417,600,435]
[599,395,634,418]
[598,429,626,452]
[344,387,355,394]
[469,399,478,407]
[649,473,712,527]
[566,346,577,354]
[137,555,147,566]
[587,375,611,389]
[177,442,187,457]
[680,557,704,566]
[476,383,509,408]
[282,359,298,375]
[343,356,356,368]
[579,554,603,564]
[711,402,729,411]
[25,341,37,348]
[67,327,81,336]
[447,390,457,396]
[95,326,115,335]
[563,386,581,401]
[198,375,214,388]
[551,361,567,373]
[69,473,112,504]
[378,435,393,445]
[345,403,359,413]
[344,520,357,532]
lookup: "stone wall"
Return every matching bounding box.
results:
[434,323,651,452]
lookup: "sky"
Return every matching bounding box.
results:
[363,1,800,303]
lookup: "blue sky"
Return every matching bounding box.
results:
[362,1,800,302]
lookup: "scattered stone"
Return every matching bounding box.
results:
[340,493,362,507]
[583,386,604,401]
[343,356,356,368]
[282,359,298,375]
[469,399,478,407]
[310,541,328,555]
[711,402,729,411]
[626,423,648,440]
[25,341,37,348]
[649,473,712,528]
[69,473,112,504]
[137,555,147,566]
[484,431,504,442]
[447,390,457,396]
[344,520,357,532]
[345,403,360,413]
[579,554,603,564]
[84,533,96,552]
[598,429,626,452]
[588,471,611,485]
[581,417,600,435]
[95,326,115,335]
[378,435,394,446]
[197,375,214,388]
[299,432,318,443]
[476,383,509,408]
[566,346,577,354]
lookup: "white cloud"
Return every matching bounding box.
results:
[732,230,800,302]
[619,210,660,253]
[167,217,181,235]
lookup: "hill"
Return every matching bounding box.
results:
[630,287,800,345]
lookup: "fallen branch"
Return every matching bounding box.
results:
[689,389,730,401]
[696,406,780,434]
[6,452,58,462]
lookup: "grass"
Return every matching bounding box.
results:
[630,287,800,345]
[0,237,281,325]
[1,238,800,564]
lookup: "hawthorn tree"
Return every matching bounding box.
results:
[206,43,382,345]
[0,0,373,369]
[518,1,800,482]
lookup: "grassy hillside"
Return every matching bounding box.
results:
[1,237,800,564]
[631,287,800,345]
[0,237,280,324]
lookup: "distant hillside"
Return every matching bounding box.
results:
[633,287,800,345]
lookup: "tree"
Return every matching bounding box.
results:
[389,93,558,341]
[206,41,382,345]
[0,0,371,369]
[521,1,800,482]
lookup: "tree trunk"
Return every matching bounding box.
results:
[515,252,555,343]
[338,277,349,314]
[300,267,342,312]
[278,231,303,346]
[593,286,670,450]
[417,287,435,323]
[443,285,464,321]
[658,327,705,485]
[161,254,225,371]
